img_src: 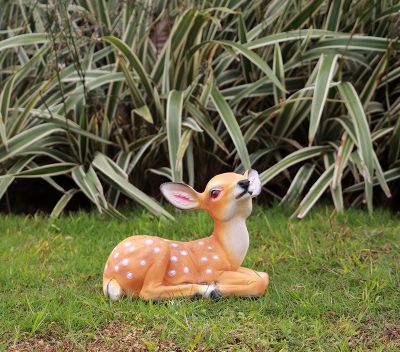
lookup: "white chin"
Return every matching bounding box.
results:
[236,192,251,200]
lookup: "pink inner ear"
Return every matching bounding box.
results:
[173,192,192,202]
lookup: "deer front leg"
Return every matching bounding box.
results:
[212,269,269,298]
[238,267,269,283]
[139,249,216,300]
[139,282,216,300]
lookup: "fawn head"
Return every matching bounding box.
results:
[160,169,261,222]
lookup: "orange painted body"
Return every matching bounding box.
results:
[103,170,269,300]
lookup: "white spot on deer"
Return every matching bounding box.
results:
[170,256,178,262]
[128,246,135,252]
[198,241,204,246]
[168,270,176,277]
[180,250,188,256]
[153,247,160,253]
[113,252,119,259]
[140,259,146,266]
[123,241,132,247]
[121,258,129,266]
[207,246,213,250]
[171,243,178,248]
[183,266,190,274]
[145,239,154,245]
[114,265,119,272]
[127,272,133,280]
[200,256,208,262]
[205,268,213,274]
[212,255,219,260]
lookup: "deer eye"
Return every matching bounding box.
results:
[210,189,221,199]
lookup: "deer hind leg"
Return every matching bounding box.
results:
[213,269,269,298]
[103,277,124,301]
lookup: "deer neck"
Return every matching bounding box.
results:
[211,216,249,270]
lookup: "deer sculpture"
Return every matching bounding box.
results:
[103,169,269,300]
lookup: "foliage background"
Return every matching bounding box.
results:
[0,0,399,218]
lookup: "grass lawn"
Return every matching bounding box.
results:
[0,206,399,351]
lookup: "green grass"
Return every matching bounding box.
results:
[0,206,399,351]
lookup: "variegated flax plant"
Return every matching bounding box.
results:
[0,0,399,219]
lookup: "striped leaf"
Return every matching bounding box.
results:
[210,85,251,169]
[50,189,80,218]
[0,123,63,164]
[93,153,174,220]
[280,163,315,208]
[166,90,184,182]
[0,33,49,52]
[260,146,330,185]
[13,163,77,178]
[309,54,338,145]
[337,82,374,214]
[295,164,335,219]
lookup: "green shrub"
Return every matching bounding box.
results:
[0,0,399,218]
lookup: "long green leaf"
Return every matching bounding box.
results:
[0,33,49,52]
[309,54,338,145]
[0,123,64,164]
[295,164,335,219]
[344,167,400,193]
[167,90,184,182]
[0,156,34,199]
[93,153,174,220]
[260,146,331,185]
[14,163,77,177]
[280,163,315,208]
[337,82,374,214]
[51,189,80,218]
[216,40,287,93]
[210,85,251,169]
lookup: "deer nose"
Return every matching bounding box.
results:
[238,179,250,190]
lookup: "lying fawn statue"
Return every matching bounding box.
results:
[103,169,269,300]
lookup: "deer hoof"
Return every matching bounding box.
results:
[209,288,223,299]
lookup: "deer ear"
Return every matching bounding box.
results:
[160,183,200,210]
